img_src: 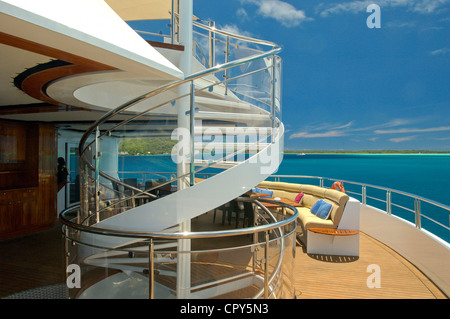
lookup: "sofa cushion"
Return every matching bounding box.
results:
[299,185,326,198]
[330,205,345,226]
[295,192,304,203]
[324,189,349,206]
[271,190,297,201]
[311,199,323,215]
[298,211,336,230]
[313,199,333,219]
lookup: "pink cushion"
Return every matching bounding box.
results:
[295,192,304,203]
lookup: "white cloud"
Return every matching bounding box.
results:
[288,118,426,140]
[317,0,449,17]
[220,24,253,38]
[318,0,373,17]
[346,119,414,133]
[287,118,450,142]
[289,121,356,139]
[389,136,416,142]
[242,0,312,27]
[375,126,450,134]
[412,0,449,13]
[289,130,348,139]
[335,121,354,129]
[385,21,417,28]
[236,8,248,20]
[430,47,450,55]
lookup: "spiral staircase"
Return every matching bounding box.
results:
[61,13,297,299]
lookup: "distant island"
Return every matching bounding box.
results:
[285,150,450,154]
[118,138,450,156]
[119,137,177,155]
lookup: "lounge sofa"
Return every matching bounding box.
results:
[255,181,360,256]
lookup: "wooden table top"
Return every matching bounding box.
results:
[308,228,359,236]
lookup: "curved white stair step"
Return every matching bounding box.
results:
[195,96,260,113]
[194,126,274,135]
[194,142,269,151]
[196,111,271,122]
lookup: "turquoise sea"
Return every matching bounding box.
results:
[118,153,450,243]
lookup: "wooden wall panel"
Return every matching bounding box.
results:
[0,120,57,239]
[0,191,15,233]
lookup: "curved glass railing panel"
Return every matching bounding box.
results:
[192,20,281,115]
[61,199,297,299]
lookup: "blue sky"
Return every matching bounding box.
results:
[135,0,450,151]
[192,0,450,151]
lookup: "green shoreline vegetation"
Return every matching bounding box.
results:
[118,138,450,155]
[285,150,450,154]
[119,137,177,155]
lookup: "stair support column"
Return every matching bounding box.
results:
[176,0,193,299]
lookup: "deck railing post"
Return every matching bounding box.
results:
[415,199,421,229]
[264,230,270,299]
[94,127,100,223]
[64,225,69,285]
[189,80,195,186]
[386,191,391,215]
[271,55,276,135]
[224,36,230,95]
[362,185,367,205]
[149,239,154,299]
[208,20,215,68]
[171,0,174,44]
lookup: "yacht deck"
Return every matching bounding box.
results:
[294,231,445,299]
[0,211,447,299]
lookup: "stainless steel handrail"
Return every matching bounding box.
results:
[270,174,450,240]
[60,197,297,240]
[271,174,450,213]
[135,30,171,39]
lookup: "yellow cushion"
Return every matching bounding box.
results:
[298,212,336,230]
[324,189,349,206]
